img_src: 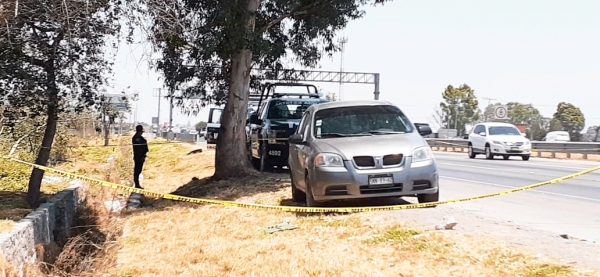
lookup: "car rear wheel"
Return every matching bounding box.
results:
[290,171,305,202]
[417,190,439,207]
[521,155,530,161]
[485,145,494,160]
[468,144,476,159]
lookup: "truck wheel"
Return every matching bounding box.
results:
[259,143,271,172]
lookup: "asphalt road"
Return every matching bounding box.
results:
[432,151,600,242]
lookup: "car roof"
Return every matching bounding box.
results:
[306,100,395,112]
[476,122,519,127]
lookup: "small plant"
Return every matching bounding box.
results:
[366,226,421,244]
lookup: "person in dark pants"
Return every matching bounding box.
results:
[132,125,149,189]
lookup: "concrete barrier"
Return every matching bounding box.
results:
[0,180,86,269]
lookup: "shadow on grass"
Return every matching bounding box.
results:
[0,190,56,226]
[138,168,292,211]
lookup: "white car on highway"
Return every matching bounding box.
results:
[468,122,532,160]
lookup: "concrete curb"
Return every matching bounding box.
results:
[0,180,86,268]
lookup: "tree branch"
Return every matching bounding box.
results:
[258,1,332,33]
[8,123,47,157]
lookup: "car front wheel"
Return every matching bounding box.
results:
[290,170,305,202]
[521,155,530,161]
[305,175,318,207]
[417,190,439,207]
[485,145,494,160]
[468,144,476,159]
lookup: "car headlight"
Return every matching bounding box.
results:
[524,141,530,145]
[412,146,433,163]
[492,140,502,145]
[314,153,344,167]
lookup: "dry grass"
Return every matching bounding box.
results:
[3,138,598,276]
[63,144,594,277]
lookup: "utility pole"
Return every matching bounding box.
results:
[338,36,348,101]
[153,88,162,131]
[169,93,173,132]
[482,97,497,121]
[132,92,139,126]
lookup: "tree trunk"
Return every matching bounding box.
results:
[213,50,254,179]
[27,70,59,208]
[213,0,260,179]
[103,109,109,146]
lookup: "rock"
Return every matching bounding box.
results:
[69,179,84,187]
[435,215,457,230]
[104,200,124,213]
[42,176,66,184]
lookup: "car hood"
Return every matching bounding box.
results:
[313,133,426,160]
[489,135,530,143]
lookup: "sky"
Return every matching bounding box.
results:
[109,0,600,132]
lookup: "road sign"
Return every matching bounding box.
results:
[493,105,508,120]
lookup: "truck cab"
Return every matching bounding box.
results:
[247,82,329,171]
[206,107,223,144]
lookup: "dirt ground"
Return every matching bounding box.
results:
[377,202,600,272]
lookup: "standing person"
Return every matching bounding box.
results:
[132,125,149,189]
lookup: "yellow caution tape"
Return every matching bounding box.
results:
[2,156,599,213]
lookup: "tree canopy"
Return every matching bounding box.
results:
[129,0,388,178]
[439,84,480,136]
[552,102,585,141]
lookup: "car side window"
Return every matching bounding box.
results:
[298,112,310,136]
[474,125,485,134]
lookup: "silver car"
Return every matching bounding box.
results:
[288,100,439,207]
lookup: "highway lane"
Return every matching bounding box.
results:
[434,151,600,201]
[429,151,600,242]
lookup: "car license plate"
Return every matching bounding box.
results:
[511,147,519,150]
[368,175,394,187]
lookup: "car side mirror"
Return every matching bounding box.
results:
[521,133,526,137]
[417,125,432,136]
[250,114,262,125]
[478,132,486,136]
[288,133,305,144]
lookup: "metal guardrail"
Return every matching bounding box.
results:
[426,139,600,154]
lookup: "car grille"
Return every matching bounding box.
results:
[515,142,523,146]
[353,156,375,167]
[360,183,403,194]
[352,154,404,168]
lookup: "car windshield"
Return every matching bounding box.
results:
[488,126,521,135]
[314,105,414,138]
[267,100,323,120]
